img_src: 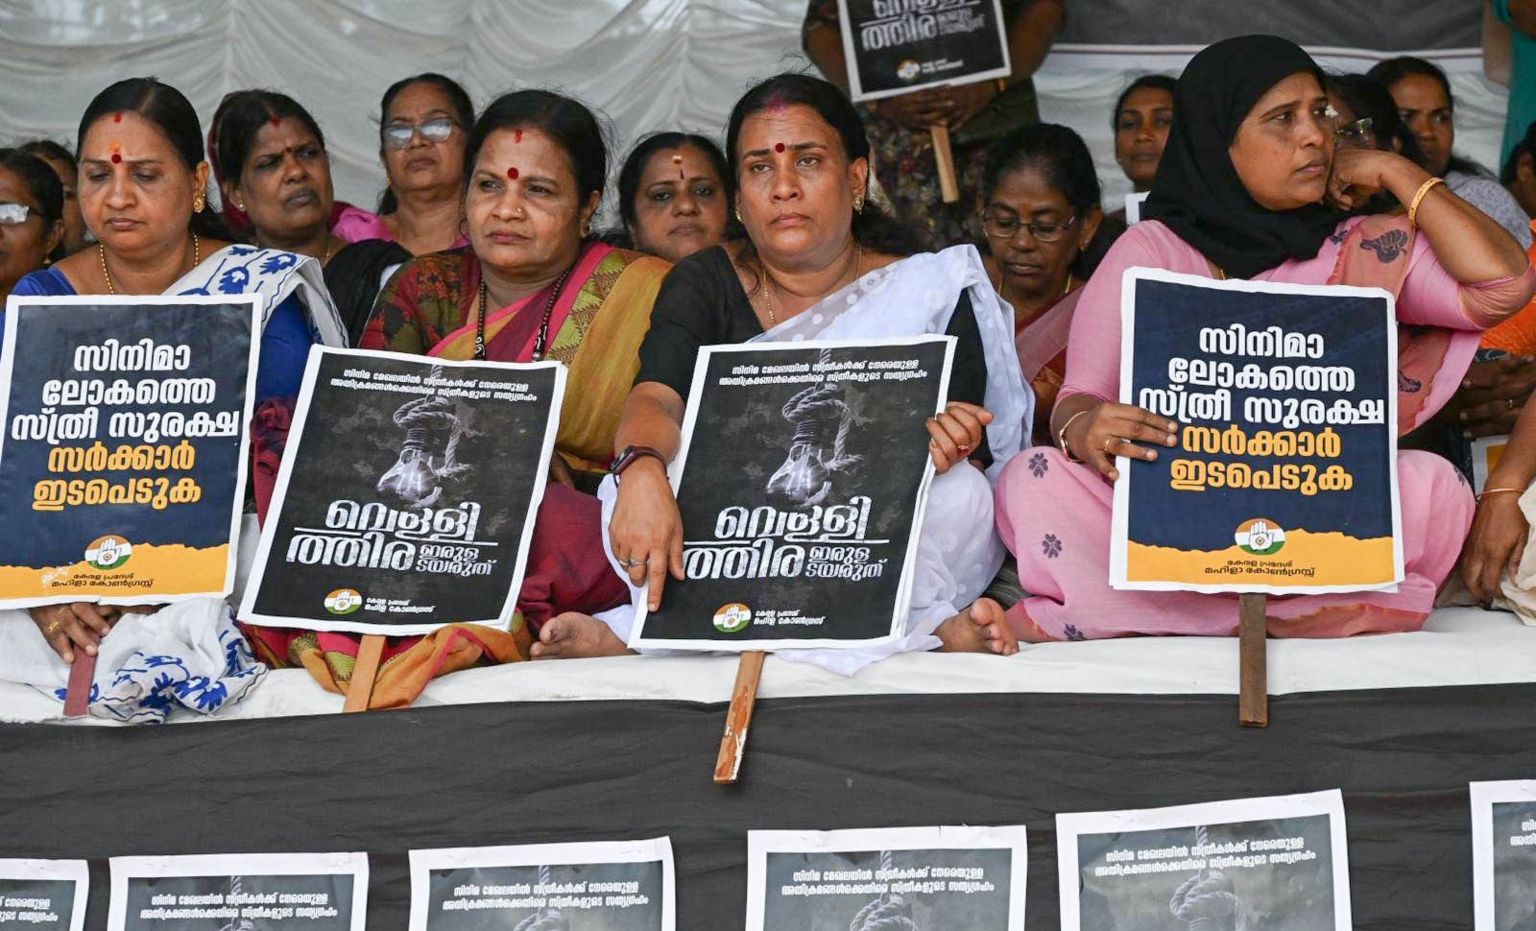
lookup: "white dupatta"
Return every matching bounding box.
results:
[752,243,1033,480]
[169,244,347,346]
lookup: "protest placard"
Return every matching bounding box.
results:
[239,348,563,635]
[1471,780,1536,930]
[1057,790,1351,931]
[108,853,366,931]
[408,838,674,931]
[628,336,953,652]
[746,825,1026,930]
[1473,435,1510,494]
[1111,268,1402,595]
[0,859,87,931]
[836,0,1011,102]
[0,296,259,607]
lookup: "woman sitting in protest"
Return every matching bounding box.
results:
[18,140,88,256]
[532,73,1031,669]
[0,149,65,301]
[1108,74,1176,223]
[614,132,735,263]
[0,77,345,721]
[978,124,1106,440]
[994,35,1533,642]
[238,90,666,702]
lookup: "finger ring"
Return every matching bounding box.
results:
[1102,435,1120,453]
[620,556,648,569]
[41,619,63,639]
[957,444,971,455]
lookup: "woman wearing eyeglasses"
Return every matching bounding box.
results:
[0,149,65,301]
[331,73,472,253]
[977,124,1106,441]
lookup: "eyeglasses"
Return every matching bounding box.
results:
[382,117,458,150]
[0,203,35,225]
[981,213,1078,243]
[1335,116,1375,148]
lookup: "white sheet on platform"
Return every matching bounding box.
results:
[1,606,1531,725]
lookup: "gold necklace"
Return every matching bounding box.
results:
[100,233,200,295]
[760,242,863,327]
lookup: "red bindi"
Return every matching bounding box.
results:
[270,117,282,128]
[507,167,519,180]
[514,129,523,143]
[111,153,121,164]
[112,112,122,123]
[775,142,786,153]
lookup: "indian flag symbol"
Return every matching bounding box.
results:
[1234,519,1286,555]
[84,535,132,569]
[324,588,363,615]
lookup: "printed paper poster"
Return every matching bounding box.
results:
[1471,780,1536,930]
[108,853,367,931]
[1111,268,1403,594]
[0,859,88,931]
[0,295,259,607]
[837,0,1012,102]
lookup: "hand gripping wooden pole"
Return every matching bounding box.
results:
[714,650,767,784]
[62,651,97,718]
[930,124,960,204]
[1238,593,1268,727]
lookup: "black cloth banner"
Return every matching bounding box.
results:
[3,684,1535,929]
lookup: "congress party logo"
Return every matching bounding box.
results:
[713,603,753,633]
[1235,519,1286,556]
[896,59,921,82]
[324,588,364,615]
[84,535,132,570]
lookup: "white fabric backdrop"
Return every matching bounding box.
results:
[0,0,1511,214]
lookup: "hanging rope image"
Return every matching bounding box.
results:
[848,850,918,931]
[513,864,568,931]
[766,347,861,508]
[376,363,477,509]
[216,876,255,931]
[1169,825,1240,931]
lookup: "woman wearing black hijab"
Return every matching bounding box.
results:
[992,35,1533,641]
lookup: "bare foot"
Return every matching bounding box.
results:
[530,612,633,659]
[935,597,1019,656]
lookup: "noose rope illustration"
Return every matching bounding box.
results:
[376,363,476,509]
[766,346,860,508]
[512,864,567,931]
[216,876,255,931]
[848,850,918,931]
[1169,825,1240,931]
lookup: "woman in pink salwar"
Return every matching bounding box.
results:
[995,36,1535,641]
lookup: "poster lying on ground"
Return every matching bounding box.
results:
[837,0,1011,102]
[0,295,259,607]
[1470,780,1536,930]
[408,838,675,931]
[628,336,954,652]
[745,825,1027,930]
[1056,789,1351,931]
[107,853,367,931]
[0,859,88,931]
[240,347,563,635]
[1110,268,1402,594]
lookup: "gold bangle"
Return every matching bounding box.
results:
[1057,409,1090,462]
[994,78,1008,95]
[1478,486,1527,499]
[1407,176,1446,228]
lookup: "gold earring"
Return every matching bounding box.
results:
[853,196,865,212]
[235,199,245,211]
[734,207,742,223]
[193,194,206,212]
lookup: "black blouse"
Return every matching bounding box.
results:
[636,245,993,464]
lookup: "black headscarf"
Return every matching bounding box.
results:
[1142,35,1341,279]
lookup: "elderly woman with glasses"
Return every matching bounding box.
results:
[977,124,1106,440]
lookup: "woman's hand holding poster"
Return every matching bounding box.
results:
[0,295,260,607]
[239,348,564,635]
[1111,269,1403,595]
[628,337,954,652]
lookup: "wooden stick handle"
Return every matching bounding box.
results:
[1238,593,1268,728]
[714,650,767,785]
[930,124,960,204]
[62,650,97,718]
[343,634,386,713]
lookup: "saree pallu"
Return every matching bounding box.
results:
[1015,287,1082,443]
[245,242,662,706]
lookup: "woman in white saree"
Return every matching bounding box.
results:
[0,78,343,722]
[530,73,1032,673]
